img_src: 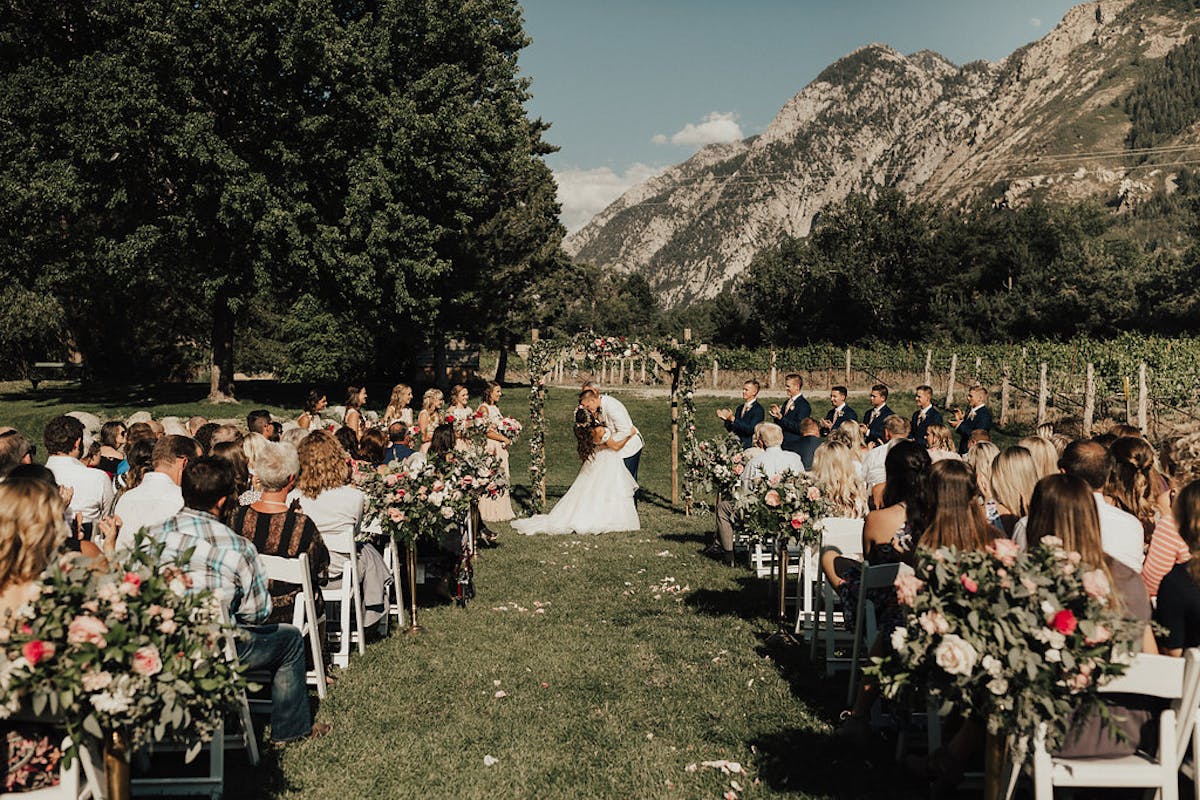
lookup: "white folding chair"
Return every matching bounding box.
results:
[845,561,903,707]
[218,611,261,769]
[322,531,367,669]
[258,553,328,700]
[798,517,864,675]
[381,535,408,632]
[1026,648,1200,800]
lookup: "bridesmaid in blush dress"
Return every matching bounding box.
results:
[477,382,515,523]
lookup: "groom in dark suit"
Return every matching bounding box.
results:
[953,385,993,455]
[770,373,812,455]
[910,384,943,447]
[820,386,858,435]
[717,379,765,449]
[862,384,894,446]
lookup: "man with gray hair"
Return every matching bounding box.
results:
[710,422,804,566]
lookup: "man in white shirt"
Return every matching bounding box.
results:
[582,382,643,479]
[112,434,201,551]
[861,415,912,509]
[1060,440,1144,572]
[44,415,114,528]
[711,423,802,566]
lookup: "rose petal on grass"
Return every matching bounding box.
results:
[493,679,502,686]
[731,780,744,792]
[494,690,507,699]
[483,755,498,767]
[684,763,698,773]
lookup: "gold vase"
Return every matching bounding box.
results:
[103,729,131,800]
[983,731,1010,800]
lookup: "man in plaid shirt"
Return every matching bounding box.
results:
[150,457,331,742]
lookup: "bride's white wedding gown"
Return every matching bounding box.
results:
[512,440,640,536]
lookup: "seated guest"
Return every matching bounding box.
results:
[96,421,127,477]
[209,424,242,450]
[952,385,992,455]
[281,427,310,448]
[212,440,255,506]
[1018,435,1059,479]
[187,416,208,437]
[964,441,1001,528]
[357,428,388,467]
[812,440,868,519]
[43,415,114,529]
[770,373,812,455]
[193,422,221,454]
[1156,481,1200,653]
[0,428,35,478]
[910,385,943,447]
[151,458,330,743]
[820,386,858,434]
[5,465,101,558]
[860,416,912,509]
[1143,433,1200,598]
[717,379,765,450]
[0,480,71,789]
[383,422,414,464]
[990,446,1039,536]
[966,429,991,449]
[334,426,360,461]
[228,442,330,627]
[112,435,200,551]
[712,423,801,566]
[861,384,894,447]
[116,439,155,494]
[923,424,961,463]
[247,409,273,438]
[1061,439,1144,573]
[794,418,822,471]
[1106,436,1159,541]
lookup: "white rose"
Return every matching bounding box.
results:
[987,677,1008,695]
[981,654,1002,678]
[1045,648,1062,663]
[1040,600,1057,618]
[933,634,979,677]
[890,627,908,651]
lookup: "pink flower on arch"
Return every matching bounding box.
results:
[959,574,979,594]
[764,490,781,507]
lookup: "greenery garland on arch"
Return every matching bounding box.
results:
[656,337,703,512]
[527,339,555,511]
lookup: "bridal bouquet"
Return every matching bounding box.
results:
[0,534,249,764]
[866,539,1142,755]
[738,470,833,548]
[496,416,523,443]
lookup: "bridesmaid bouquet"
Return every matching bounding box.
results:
[737,470,833,548]
[455,448,509,502]
[446,409,490,447]
[496,416,523,443]
[0,534,249,764]
[866,540,1142,756]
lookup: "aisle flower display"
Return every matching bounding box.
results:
[738,470,833,547]
[865,538,1142,757]
[0,535,249,789]
[685,433,748,506]
[357,458,471,544]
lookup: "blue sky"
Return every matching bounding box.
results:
[517,0,1081,231]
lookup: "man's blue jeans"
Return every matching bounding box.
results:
[236,624,311,741]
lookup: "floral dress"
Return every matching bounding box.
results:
[835,521,913,633]
[3,727,62,792]
[478,404,515,523]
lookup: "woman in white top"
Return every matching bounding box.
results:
[417,388,444,454]
[477,381,515,523]
[383,383,414,427]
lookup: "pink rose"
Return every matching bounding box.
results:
[764,490,781,507]
[388,507,404,522]
[987,538,1019,567]
[67,615,110,647]
[1051,609,1077,635]
[440,506,456,519]
[1081,569,1111,601]
[131,645,163,677]
[732,465,743,475]
[894,571,925,606]
[959,574,978,593]
[158,619,178,635]
[1084,624,1111,645]
[790,512,808,529]
[385,474,399,486]
[21,640,53,666]
[120,571,142,596]
[806,486,821,501]
[918,611,950,636]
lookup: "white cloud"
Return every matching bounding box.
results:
[653,111,744,148]
[1029,17,1042,27]
[554,163,664,233]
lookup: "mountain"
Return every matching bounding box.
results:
[563,0,1200,307]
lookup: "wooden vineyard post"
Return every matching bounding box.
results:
[924,349,932,388]
[712,358,719,389]
[1083,363,1095,438]
[640,358,646,384]
[1124,376,1133,425]
[769,347,777,389]
[1138,362,1148,433]
[1000,365,1011,427]
[946,354,958,409]
[1037,363,1048,426]
[844,348,851,386]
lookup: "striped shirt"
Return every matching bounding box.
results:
[1143,511,1191,598]
[150,508,272,626]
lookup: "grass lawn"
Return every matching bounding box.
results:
[0,381,982,799]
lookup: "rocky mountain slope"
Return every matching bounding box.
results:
[563,0,1200,306]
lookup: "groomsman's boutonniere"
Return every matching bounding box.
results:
[968,409,976,421]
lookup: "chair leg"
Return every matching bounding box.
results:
[352,557,367,655]
[239,694,260,767]
[308,602,328,701]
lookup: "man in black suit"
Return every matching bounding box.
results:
[795,418,822,471]
[953,385,993,455]
[862,384,894,446]
[819,385,858,435]
[770,373,812,455]
[717,379,765,450]
[910,384,943,447]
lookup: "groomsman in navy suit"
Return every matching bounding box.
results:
[819,386,858,435]
[910,385,943,447]
[770,373,812,455]
[717,379,765,449]
[953,385,993,455]
[862,384,895,446]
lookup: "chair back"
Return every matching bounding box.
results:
[258,553,308,585]
[321,530,355,556]
[819,517,864,560]
[1173,648,1200,767]
[861,561,903,591]
[1099,652,1185,698]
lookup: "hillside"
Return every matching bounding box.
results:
[563,0,1200,306]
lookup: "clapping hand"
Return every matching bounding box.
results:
[716,408,732,421]
[769,404,782,419]
[58,485,74,507]
[97,515,121,552]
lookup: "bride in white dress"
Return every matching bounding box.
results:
[512,407,640,535]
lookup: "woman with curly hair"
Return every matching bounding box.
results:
[417,388,444,454]
[512,389,639,536]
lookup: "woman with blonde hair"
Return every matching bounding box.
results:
[417,388,444,454]
[811,441,868,519]
[1018,435,1059,479]
[965,440,1001,528]
[990,445,1040,536]
[924,423,961,463]
[383,384,414,427]
[1144,433,1200,597]
[828,423,867,480]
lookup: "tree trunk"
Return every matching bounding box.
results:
[208,292,236,403]
[432,332,448,389]
[495,340,509,384]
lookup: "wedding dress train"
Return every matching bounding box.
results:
[511,447,639,535]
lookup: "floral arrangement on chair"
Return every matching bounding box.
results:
[0,534,249,765]
[737,470,833,548]
[357,459,471,544]
[455,448,509,503]
[865,538,1143,755]
[685,434,749,504]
